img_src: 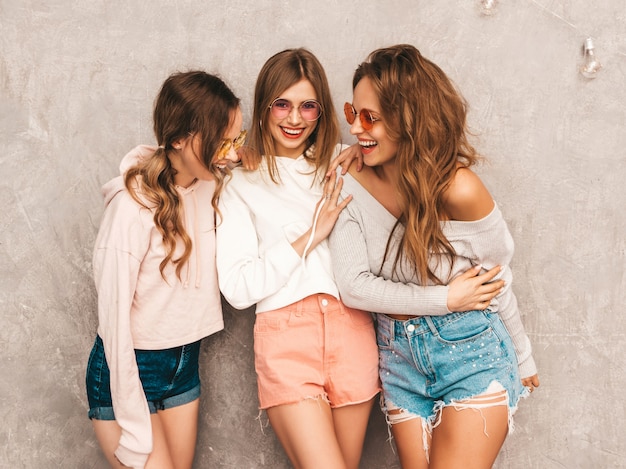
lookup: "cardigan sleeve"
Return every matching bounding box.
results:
[329,198,450,316]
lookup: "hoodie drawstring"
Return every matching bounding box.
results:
[191,187,201,288]
[178,184,202,289]
[301,195,326,268]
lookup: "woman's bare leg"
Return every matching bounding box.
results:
[429,392,509,469]
[331,397,376,469]
[267,397,347,469]
[158,398,200,469]
[389,417,430,469]
[92,414,175,469]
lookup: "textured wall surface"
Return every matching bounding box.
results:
[1,1,624,468]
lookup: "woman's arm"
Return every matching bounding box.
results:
[93,194,153,469]
[216,180,301,309]
[329,171,505,316]
[329,201,451,316]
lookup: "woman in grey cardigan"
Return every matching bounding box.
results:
[329,44,539,469]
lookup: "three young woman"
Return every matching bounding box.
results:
[86,71,245,469]
[329,44,539,468]
[87,47,536,469]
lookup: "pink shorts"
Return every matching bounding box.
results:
[254,294,381,409]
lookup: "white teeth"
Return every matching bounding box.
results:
[282,127,303,135]
[359,140,377,147]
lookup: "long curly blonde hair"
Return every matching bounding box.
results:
[353,45,480,284]
[125,71,240,280]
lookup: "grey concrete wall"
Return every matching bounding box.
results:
[1,1,624,467]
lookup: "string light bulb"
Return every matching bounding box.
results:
[478,0,498,16]
[580,37,602,79]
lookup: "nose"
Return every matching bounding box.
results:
[287,105,302,124]
[349,118,363,135]
[224,145,239,162]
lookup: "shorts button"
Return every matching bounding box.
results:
[321,298,329,307]
[406,324,415,332]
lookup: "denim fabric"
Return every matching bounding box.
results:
[86,335,201,419]
[376,310,524,420]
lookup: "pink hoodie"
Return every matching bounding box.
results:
[92,145,224,468]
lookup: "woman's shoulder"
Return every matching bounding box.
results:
[442,166,494,221]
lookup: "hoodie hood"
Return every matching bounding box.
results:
[101,145,158,207]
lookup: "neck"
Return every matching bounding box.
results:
[373,160,398,184]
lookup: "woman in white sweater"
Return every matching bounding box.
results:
[216,48,382,469]
[329,45,540,469]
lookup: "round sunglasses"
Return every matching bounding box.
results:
[343,102,381,131]
[216,129,247,160]
[269,98,322,121]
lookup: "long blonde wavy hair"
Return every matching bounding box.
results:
[125,71,240,280]
[249,48,340,184]
[353,45,480,284]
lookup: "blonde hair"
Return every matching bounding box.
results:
[249,48,340,184]
[125,71,240,279]
[353,44,480,284]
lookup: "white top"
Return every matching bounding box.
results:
[329,173,537,378]
[216,147,343,313]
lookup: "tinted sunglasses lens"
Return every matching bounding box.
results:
[360,110,375,131]
[270,99,292,118]
[300,101,321,121]
[233,130,247,149]
[217,140,232,159]
[344,103,356,125]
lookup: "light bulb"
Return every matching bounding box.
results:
[479,0,498,15]
[580,37,602,79]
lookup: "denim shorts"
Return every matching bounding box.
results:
[86,335,202,420]
[376,310,525,423]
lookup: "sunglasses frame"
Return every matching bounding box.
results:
[269,98,323,122]
[343,102,380,131]
[216,129,247,160]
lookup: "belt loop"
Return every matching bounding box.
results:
[295,297,304,317]
[425,316,439,336]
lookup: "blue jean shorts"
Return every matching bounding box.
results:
[86,335,202,420]
[376,310,525,423]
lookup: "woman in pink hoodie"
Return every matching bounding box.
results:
[86,71,245,469]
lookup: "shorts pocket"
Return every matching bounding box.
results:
[433,311,493,345]
[253,312,290,335]
[376,328,393,351]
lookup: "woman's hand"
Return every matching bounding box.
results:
[326,144,363,177]
[446,265,505,312]
[291,171,352,257]
[311,171,352,244]
[522,374,540,393]
[237,145,261,170]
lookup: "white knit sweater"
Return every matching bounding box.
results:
[216,149,342,313]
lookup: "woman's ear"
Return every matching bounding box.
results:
[171,135,189,151]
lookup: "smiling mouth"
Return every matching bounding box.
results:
[281,126,304,138]
[358,139,377,151]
